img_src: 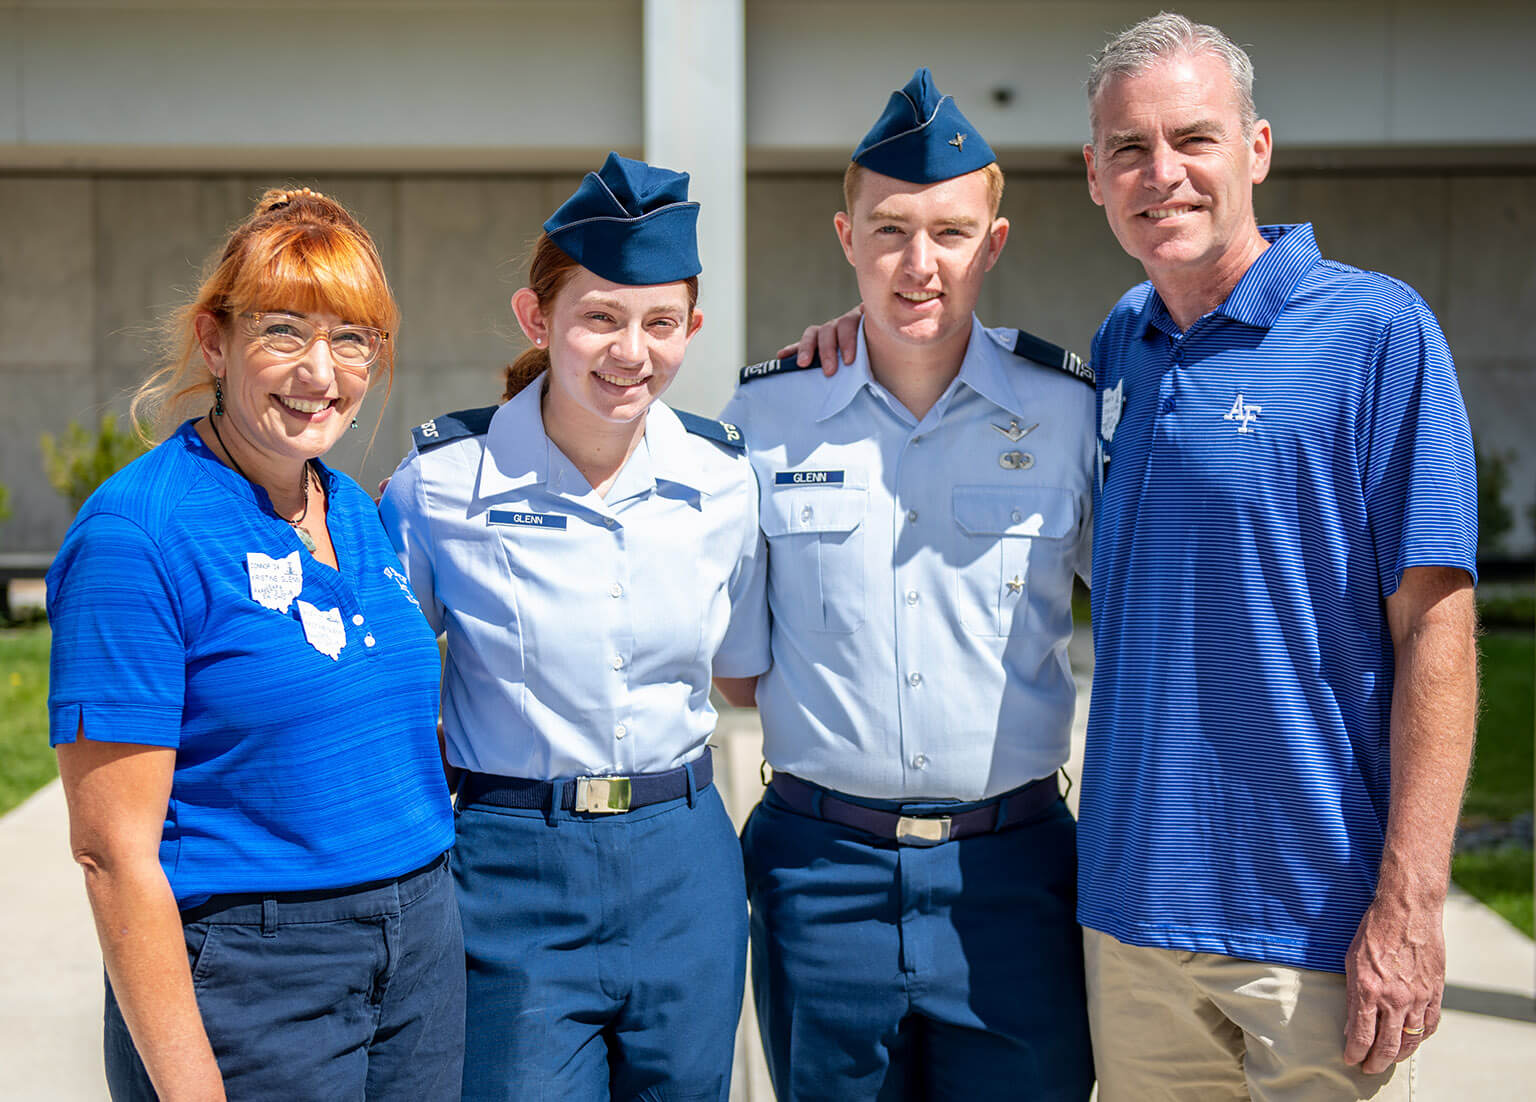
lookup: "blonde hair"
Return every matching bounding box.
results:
[501,235,701,402]
[131,186,400,442]
[842,161,1005,220]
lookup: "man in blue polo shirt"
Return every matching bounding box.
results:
[1078,13,1478,1100]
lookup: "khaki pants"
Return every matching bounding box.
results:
[1085,928,1415,1102]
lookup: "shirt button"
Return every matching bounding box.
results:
[363,634,376,647]
[800,505,814,523]
[905,590,919,606]
[609,582,623,598]
[612,655,624,670]
[912,436,924,445]
[1161,397,1176,414]
[614,723,627,740]
[352,614,365,626]
[907,672,923,688]
[906,509,918,523]
[605,518,618,529]
[912,754,929,769]
[1011,510,1022,524]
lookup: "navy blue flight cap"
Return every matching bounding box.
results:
[851,68,996,184]
[543,152,702,285]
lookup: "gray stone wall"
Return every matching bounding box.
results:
[3,168,1532,555]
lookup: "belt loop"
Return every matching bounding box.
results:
[545,779,563,828]
[992,794,1010,833]
[261,898,278,938]
[685,761,698,808]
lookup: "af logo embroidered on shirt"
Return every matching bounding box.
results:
[1101,379,1124,443]
[1223,393,1262,434]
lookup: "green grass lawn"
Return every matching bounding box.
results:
[1452,628,1534,936]
[0,622,56,816]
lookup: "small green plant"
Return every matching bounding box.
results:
[1475,444,1514,554]
[39,414,149,513]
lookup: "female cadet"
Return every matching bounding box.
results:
[380,153,769,1102]
[47,189,462,1101]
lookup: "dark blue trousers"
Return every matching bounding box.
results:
[743,785,1094,1102]
[454,784,747,1102]
[104,854,465,1101]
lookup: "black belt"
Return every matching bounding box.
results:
[768,772,1059,846]
[458,748,713,815]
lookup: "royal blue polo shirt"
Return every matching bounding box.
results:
[1078,224,1477,973]
[48,421,454,906]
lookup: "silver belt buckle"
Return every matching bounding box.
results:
[575,776,633,814]
[895,815,951,846]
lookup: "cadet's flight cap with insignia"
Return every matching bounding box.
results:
[851,67,996,184]
[543,152,701,286]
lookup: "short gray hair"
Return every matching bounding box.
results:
[1086,12,1257,141]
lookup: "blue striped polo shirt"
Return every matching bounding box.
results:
[48,421,455,906]
[1078,224,1477,973]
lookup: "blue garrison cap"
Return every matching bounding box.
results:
[543,152,701,285]
[851,68,996,183]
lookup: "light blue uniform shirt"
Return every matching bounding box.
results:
[721,316,1094,800]
[380,380,771,780]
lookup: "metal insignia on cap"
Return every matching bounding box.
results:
[949,132,966,150]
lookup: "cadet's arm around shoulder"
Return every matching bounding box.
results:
[1342,564,1476,1074]
[57,727,226,1100]
[776,304,863,375]
[713,676,759,709]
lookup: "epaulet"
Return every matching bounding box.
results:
[1008,329,1094,387]
[738,353,822,386]
[411,406,497,452]
[673,409,745,450]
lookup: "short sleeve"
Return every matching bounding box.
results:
[379,451,445,635]
[711,470,771,678]
[46,512,187,747]
[1360,299,1478,597]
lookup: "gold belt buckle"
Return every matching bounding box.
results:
[575,776,633,814]
[895,815,952,846]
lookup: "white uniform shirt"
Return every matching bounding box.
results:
[381,381,770,779]
[721,316,1094,800]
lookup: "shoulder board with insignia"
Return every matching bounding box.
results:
[738,354,822,386]
[412,405,498,452]
[1009,329,1094,387]
[673,409,745,450]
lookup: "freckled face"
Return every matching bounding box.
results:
[835,168,1008,355]
[1085,52,1272,284]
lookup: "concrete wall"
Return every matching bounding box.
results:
[2,165,1533,554]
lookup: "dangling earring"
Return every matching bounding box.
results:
[213,377,225,416]
[350,418,358,430]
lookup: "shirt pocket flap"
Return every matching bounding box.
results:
[953,486,1076,539]
[762,487,866,537]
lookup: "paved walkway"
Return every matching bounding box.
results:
[3,634,1531,1098]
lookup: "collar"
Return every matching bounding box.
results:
[179,418,341,510]
[817,315,1026,422]
[1135,223,1321,339]
[476,380,712,502]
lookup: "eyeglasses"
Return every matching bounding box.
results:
[240,312,389,371]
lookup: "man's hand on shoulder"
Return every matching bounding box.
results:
[776,305,864,376]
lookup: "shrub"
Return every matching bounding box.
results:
[39,414,149,513]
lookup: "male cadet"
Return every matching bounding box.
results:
[715,69,1095,1101]
[1077,13,1479,1100]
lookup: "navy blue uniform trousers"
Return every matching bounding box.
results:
[455,784,747,1102]
[743,785,1094,1101]
[104,854,465,1101]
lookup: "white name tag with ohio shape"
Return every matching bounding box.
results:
[247,550,303,613]
[297,600,347,661]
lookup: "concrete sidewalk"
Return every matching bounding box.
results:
[3,640,1532,1098]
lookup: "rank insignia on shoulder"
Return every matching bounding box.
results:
[738,354,822,386]
[1008,329,1094,387]
[412,405,497,452]
[674,409,745,450]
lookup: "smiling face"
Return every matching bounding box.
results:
[197,308,368,469]
[835,167,1009,365]
[513,266,702,433]
[1085,50,1272,307]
